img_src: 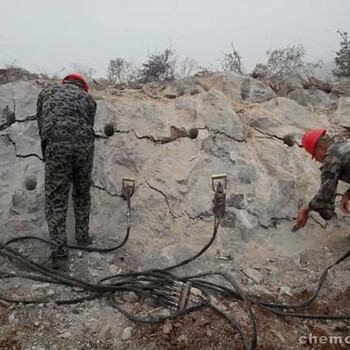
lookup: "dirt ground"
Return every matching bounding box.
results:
[0,227,349,350]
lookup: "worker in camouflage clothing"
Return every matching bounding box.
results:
[295,129,350,229]
[36,73,96,268]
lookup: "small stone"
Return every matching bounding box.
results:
[8,314,15,323]
[109,265,121,275]
[271,329,286,342]
[249,284,274,298]
[47,290,55,296]
[209,295,220,307]
[59,331,72,338]
[123,292,138,303]
[265,266,278,274]
[122,327,132,340]
[133,303,142,314]
[280,286,293,297]
[162,320,172,335]
[90,252,104,260]
[158,309,171,318]
[34,321,40,327]
[177,334,187,343]
[31,283,50,291]
[0,300,11,308]
[242,268,263,284]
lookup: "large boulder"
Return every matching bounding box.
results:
[240,77,276,103]
[288,88,336,109]
[241,97,330,140]
[331,97,350,129]
[0,68,39,85]
[263,73,310,97]
[198,72,275,103]
[330,77,350,96]
[0,75,344,272]
[160,76,207,99]
[308,76,332,93]
[0,81,41,120]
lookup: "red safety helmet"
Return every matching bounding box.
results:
[62,73,89,92]
[302,129,327,159]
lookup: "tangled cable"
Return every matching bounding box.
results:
[1,179,349,350]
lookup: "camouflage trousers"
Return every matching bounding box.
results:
[44,139,94,257]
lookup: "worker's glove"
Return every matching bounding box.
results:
[340,191,350,214]
[295,206,310,230]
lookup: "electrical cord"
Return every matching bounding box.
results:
[1,182,350,350]
[5,186,132,253]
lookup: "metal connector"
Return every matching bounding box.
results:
[152,281,195,312]
[211,174,227,191]
[213,182,226,218]
[179,281,192,311]
[122,177,135,200]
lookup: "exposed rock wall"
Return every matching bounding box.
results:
[0,73,349,273]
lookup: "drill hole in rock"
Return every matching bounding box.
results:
[104,124,115,137]
[188,128,199,139]
[283,134,295,147]
[25,177,37,191]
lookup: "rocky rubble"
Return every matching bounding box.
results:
[0,70,350,349]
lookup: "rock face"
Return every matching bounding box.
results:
[263,73,310,97]
[331,97,350,129]
[0,72,348,272]
[288,88,336,109]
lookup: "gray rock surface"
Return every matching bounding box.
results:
[331,97,350,128]
[0,73,346,271]
[197,72,275,103]
[241,77,276,103]
[1,72,350,350]
[288,88,336,108]
[263,73,310,97]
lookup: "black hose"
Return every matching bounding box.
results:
[1,183,350,350]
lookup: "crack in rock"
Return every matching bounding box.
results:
[0,114,37,131]
[16,153,43,161]
[91,183,122,197]
[243,206,294,229]
[1,133,43,161]
[146,181,183,219]
[184,209,213,221]
[116,128,191,145]
[198,126,246,142]
[15,114,37,123]
[91,181,144,198]
[252,127,302,148]
[1,133,17,149]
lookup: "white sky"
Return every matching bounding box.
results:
[0,0,349,77]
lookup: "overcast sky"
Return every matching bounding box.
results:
[0,0,349,77]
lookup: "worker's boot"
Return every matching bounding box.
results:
[76,236,94,247]
[44,254,68,270]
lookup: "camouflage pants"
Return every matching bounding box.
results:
[44,140,94,257]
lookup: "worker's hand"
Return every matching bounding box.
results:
[295,206,310,230]
[340,191,350,214]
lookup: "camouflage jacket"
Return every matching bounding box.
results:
[309,140,350,219]
[36,81,96,143]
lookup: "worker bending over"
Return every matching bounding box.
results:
[36,73,96,268]
[296,129,350,229]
